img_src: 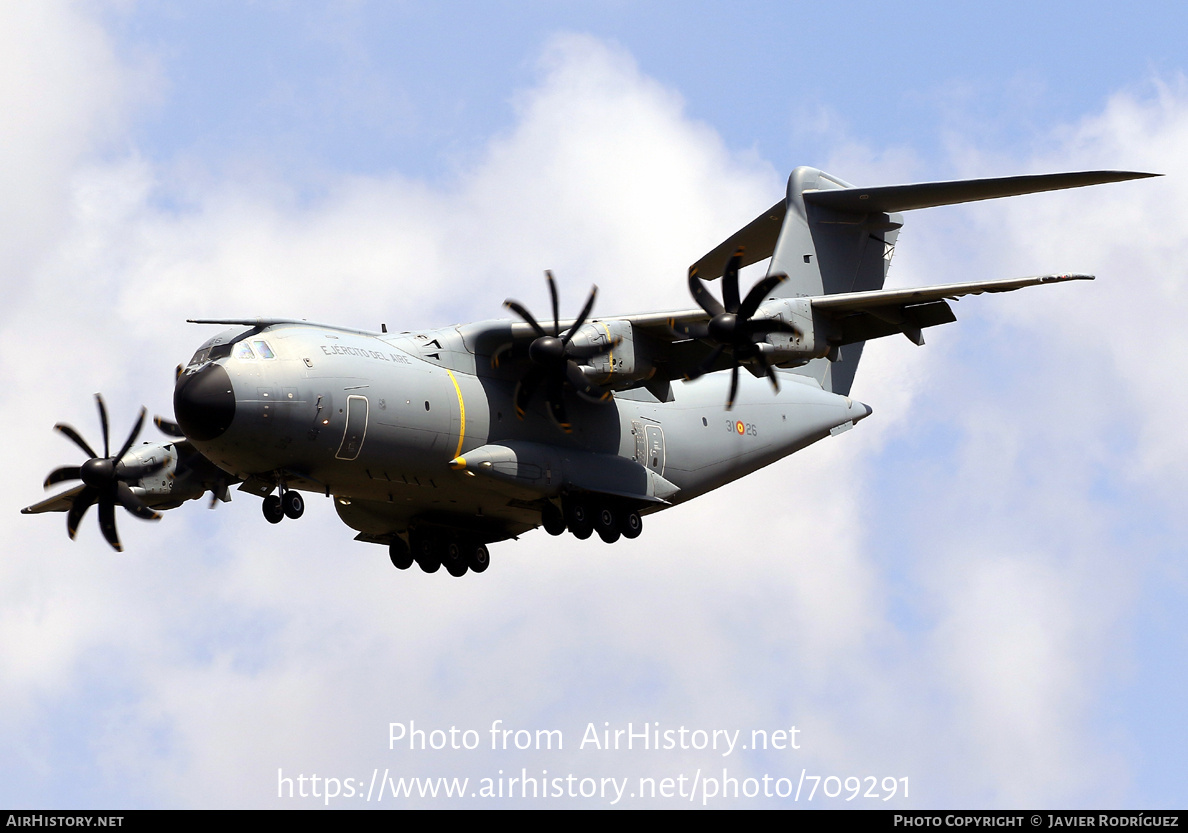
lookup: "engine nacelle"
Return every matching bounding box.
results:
[123,441,226,509]
[568,319,656,387]
[751,297,833,365]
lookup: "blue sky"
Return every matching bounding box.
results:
[2,1,1186,809]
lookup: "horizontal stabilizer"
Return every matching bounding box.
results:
[803,171,1158,214]
[689,200,786,284]
[812,273,1093,313]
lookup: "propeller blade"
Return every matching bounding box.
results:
[565,361,611,402]
[44,466,81,488]
[54,423,97,459]
[154,416,186,438]
[66,487,98,540]
[513,366,546,419]
[116,482,161,521]
[687,267,725,318]
[504,300,548,338]
[98,500,122,551]
[114,407,147,463]
[208,478,230,508]
[563,285,598,345]
[726,364,741,410]
[546,270,560,337]
[545,376,571,432]
[684,344,725,381]
[722,247,744,312]
[737,273,787,321]
[95,394,111,458]
[758,355,780,392]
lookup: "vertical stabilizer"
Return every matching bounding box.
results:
[766,167,902,395]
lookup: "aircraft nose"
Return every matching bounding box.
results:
[174,362,236,441]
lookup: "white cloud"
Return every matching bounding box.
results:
[2,10,1186,809]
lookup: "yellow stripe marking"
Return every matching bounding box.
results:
[446,369,466,459]
[601,322,615,373]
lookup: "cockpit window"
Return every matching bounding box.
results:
[253,340,276,359]
[233,342,256,360]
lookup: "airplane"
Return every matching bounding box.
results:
[22,166,1156,577]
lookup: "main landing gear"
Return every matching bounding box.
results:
[262,487,305,524]
[389,530,490,578]
[546,497,642,544]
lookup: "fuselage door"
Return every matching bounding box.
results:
[336,394,369,461]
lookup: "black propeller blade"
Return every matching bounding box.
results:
[496,271,616,432]
[43,394,167,551]
[154,415,186,438]
[677,247,799,409]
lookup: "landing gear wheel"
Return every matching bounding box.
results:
[595,505,620,544]
[418,552,441,573]
[541,502,566,536]
[564,498,593,540]
[444,538,469,577]
[621,510,643,539]
[468,543,490,573]
[262,495,284,524]
[389,537,413,570]
[282,490,304,520]
[412,531,441,573]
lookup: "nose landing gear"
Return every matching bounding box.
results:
[261,486,305,524]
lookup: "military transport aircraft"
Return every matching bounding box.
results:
[23,166,1155,576]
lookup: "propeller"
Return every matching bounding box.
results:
[673,247,799,409]
[495,271,616,432]
[41,394,167,551]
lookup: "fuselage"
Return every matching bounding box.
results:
[174,320,869,544]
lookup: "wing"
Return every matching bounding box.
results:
[466,272,1093,392]
[22,484,87,515]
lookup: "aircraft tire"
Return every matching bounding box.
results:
[282,490,304,520]
[444,538,468,572]
[389,537,414,570]
[262,495,284,524]
[418,554,441,573]
[469,543,490,573]
[595,506,620,544]
[412,531,442,573]
[541,502,566,536]
[564,499,593,540]
[621,510,643,539]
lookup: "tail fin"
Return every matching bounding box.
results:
[691,168,1157,395]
